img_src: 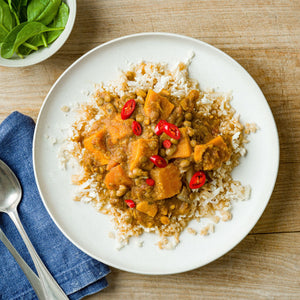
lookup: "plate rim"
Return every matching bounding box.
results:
[33,32,280,275]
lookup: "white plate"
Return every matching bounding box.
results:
[33,33,279,275]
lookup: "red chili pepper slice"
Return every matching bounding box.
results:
[125,199,136,208]
[132,121,142,136]
[150,155,167,168]
[164,122,181,140]
[189,171,206,189]
[121,99,136,120]
[154,120,167,135]
[163,139,172,149]
[146,178,155,186]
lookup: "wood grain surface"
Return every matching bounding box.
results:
[0,0,299,299]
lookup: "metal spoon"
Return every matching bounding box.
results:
[0,228,45,299]
[0,159,68,300]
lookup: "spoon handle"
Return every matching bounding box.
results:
[8,209,68,300]
[0,228,46,300]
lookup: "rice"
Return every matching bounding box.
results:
[58,60,254,250]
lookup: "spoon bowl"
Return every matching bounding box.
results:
[0,160,22,212]
[0,159,68,299]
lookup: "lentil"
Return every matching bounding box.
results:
[187,127,195,137]
[116,185,127,197]
[190,139,197,147]
[160,148,166,157]
[179,159,190,168]
[170,138,179,145]
[132,168,143,177]
[96,98,104,106]
[126,71,135,81]
[165,145,177,156]
[106,103,116,114]
[185,112,193,120]
[136,114,144,123]
[104,94,112,102]
[144,117,150,125]
[183,121,192,127]
[139,155,148,163]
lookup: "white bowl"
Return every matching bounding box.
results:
[0,0,76,67]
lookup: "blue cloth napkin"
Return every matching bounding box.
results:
[0,112,110,300]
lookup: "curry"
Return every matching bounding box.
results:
[78,88,231,229]
[63,61,252,249]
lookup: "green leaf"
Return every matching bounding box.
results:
[6,0,28,24]
[8,0,21,24]
[0,22,26,56]
[47,1,68,44]
[27,0,61,25]
[1,21,64,58]
[0,0,15,42]
[18,34,44,56]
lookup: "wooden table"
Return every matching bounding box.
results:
[1,0,299,298]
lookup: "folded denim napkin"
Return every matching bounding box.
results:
[0,112,110,300]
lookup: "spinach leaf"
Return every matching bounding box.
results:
[17,45,31,56]
[8,0,28,23]
[18,33,44,56]
[18,1,69,57]
[47,1,68,44]
[0,0,15,42]
[0,22,26,56]
[8,0,21,24]
[6,0,28,24]
[1,21,64,58]
[27,0,61,25]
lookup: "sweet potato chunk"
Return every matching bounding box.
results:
[180,90,199,111]
[150,163,182,200]
[136,201,158,218]
[129,138,158,171]
[107,114,134,144]
[144,89,174,122]
[160,216,170,225]
[104,164,133,190]
[83,128,110,165]
[106,160,118,171]
[160,96,175,120]
[194,135,230,170]
[169,128,192,159]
